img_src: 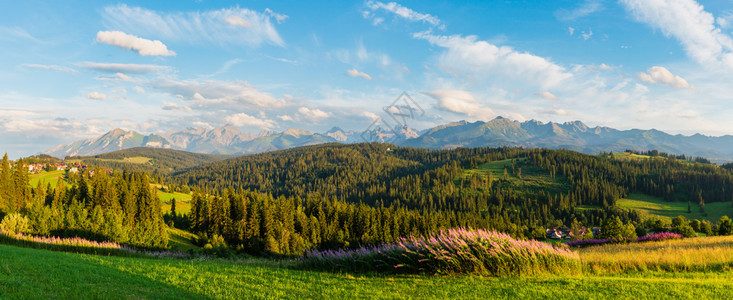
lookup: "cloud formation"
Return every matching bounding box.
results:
[96,31,175,56]
[364,1,443,29]
[555,0,604,21]
[621,0,733,69]
[151,79,289,110]
[87,92,107,100]
[225,112,277,129]
[162,101,191,112]
[346,69,372,80]
[638,66,693,89]
[534,91,558,100]
[296,107,331,123]
[415,32,572,89]
[22,64,78,73]
[77,62,169,74]
[102,4,284,47]
[423,89,494,120]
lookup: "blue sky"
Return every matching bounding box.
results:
[2,0,733,158]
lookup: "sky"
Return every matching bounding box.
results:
[2,0,733,158]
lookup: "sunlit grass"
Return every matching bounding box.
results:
[579,235,733,274]
[617,192,733,222]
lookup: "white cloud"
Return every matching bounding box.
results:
[534,91,558,100]
[96,31,175,56]
[102,4,284,47]
[555,0,604,21]
[87,92,107,100]
[598,63,613,70]
[225,16,252,27]
[297,107,331,122]
[77,62,169,74]
[361,111,380,120]
[423,89,494,120]
[193,121,213,129]
[133,86,145,93]
[346,69,372,80]
[581,29,593,40]
[568,27,575,35]
[364,1,443,28]
[22,64,78,73]
[414,32,572,89]
[265,8,289,24]
[162,101,192,112]
[638,66,693,89]
[225,112,277,129]
[277,115,293,121]
[717,11,733,29]
[621,0,733,69]
[151,78,289,110]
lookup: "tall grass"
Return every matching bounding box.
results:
[0,229,187,258]
[299,228,580,276]
[579,235,733,273]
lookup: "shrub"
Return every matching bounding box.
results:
[0,213,30,234]
[299,228,580,276]
[635,232,683,243]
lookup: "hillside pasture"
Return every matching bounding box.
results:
[460,158,570,196]
[617,193,733,222]
[28,170,67,187]
[98,156,152,165]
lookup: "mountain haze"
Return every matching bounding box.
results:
[43,117,733,162]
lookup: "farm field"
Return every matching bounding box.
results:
[1,242,731,299]
[28,170,67,187]
[617,193,733,222]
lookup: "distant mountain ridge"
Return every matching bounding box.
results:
[43,117,733,162]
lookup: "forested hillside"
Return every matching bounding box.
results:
[72,147,228,174]
[170,143,733,254]
[0,154,168,248]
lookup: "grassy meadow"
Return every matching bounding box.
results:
[617,193,733,222]
[459,159,571,196]
[28,170,67,187]
[1,240,732,299]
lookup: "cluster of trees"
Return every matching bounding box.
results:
[0,154,167,248]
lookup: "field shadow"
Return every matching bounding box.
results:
[0,243,211,299]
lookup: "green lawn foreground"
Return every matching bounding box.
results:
[617,193,733,222]
[1,244,731,299]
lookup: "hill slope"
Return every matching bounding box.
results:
[72,147,228,174]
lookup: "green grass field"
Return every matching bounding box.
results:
[617,193,733,222]
[460,159,570,196]
[167,228,199,251]
[28,170,67,187]
[1,242,731,299]
[158,190,193,214]
[97,156,153,165]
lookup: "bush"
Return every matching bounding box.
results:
[0,213,30,234]
[635,232,683,242]
[299,228,580,276]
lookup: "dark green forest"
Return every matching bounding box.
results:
[0,154,167,248]
[71,147,227,175]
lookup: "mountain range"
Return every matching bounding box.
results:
[43,117,733,162]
